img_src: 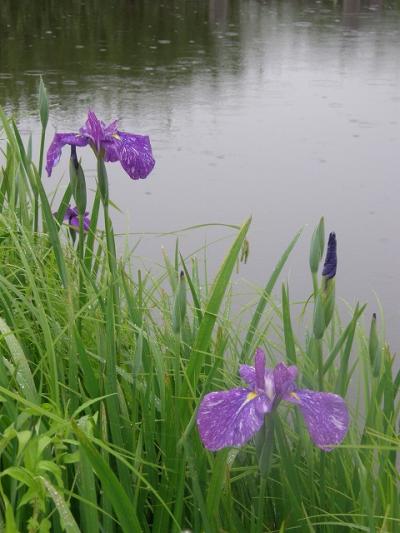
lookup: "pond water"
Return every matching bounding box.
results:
[1,0,400,348]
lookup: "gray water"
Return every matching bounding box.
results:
[1,0,400,348]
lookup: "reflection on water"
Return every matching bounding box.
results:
[343,0,362,14]
[1,0,398,120]
[0,0,243,117]
[209,0,229,24]
[1,0,400,347]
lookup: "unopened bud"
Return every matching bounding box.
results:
[369,313,380,377]
[309,217,325,274]
[39,76,49,129]
[322,232,337,280]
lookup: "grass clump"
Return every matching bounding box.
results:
[0,91,398,533]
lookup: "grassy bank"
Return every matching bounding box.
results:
[0,93,398,532]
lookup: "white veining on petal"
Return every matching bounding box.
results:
[292,389,349,451]
[197,388,266,451]
[264,374,275,401]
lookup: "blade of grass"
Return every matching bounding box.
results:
[41,477,80,533]
[282,283,296,365]
[323,304,366,375]
[183,217,251,396]
[72,422,142,533]
[0,316,38,404]
[241,229,302,360]
[11,120,69,287]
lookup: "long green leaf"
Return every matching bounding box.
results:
[282,283,296,364]
[241,228,302,360]
[72,422,142,533]
[206,449,230,518]
[184,217,251,394]
[0,316,38,404]
[323,304,366,375]
[180,253,203,324]
[54,183,72,226]
[41,477,80,533]
[11,121,69,287]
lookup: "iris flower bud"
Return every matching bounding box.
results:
[322,232,337,279]
[39,77,48,130]
[369,313,381,377]
[321,232,337,327]
[309,217,325,274]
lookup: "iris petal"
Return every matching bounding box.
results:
[103,139,120,163]
[117,132,155,180]
[47,112,155,181]
[197,388,269,451]
[79,110,105,150]
[239,365,256,387]
[273,363,297,397]
[82,213,91,232]
[103,119,119,137]
[63,205,78,223]
[286,389,349,451]
[46,133,89,176]
[69,215,79,231]
[255,349,266,390]
[61,205,90,233]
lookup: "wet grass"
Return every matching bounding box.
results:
[0,97,398,532]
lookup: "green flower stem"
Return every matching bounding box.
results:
[97,165,120,321]
[37,76,48,233]
[35,126,46,234]
[103,203,117,276]
[311,277,324,389]
[38,125,46,179]
[76,214,86,334]
[96,155,116,274]
[255,476,268,533]
[319,449,326,524]
[255,412,276,532]
[316,337,324,391]
[312,271,319,298]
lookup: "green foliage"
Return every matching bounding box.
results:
[309,216,325,274]
[38,77,48,131]
[0,103,398,533]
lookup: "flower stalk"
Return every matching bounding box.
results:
[255,412,276,477]
[309,217,325,294]
[369,313,381,378]
[46,109,155,304]
[36,77,49,233]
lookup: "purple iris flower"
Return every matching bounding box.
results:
[46,111,155,180]
[197,349,349,452]
[322,232,337,279]
[61,205,90,232]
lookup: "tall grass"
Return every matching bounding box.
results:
[0,93,398,533]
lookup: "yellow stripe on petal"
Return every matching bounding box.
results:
[246,392,258,401]
[291,392,300,401]
[235,390,259,416]
[112,133,121,140]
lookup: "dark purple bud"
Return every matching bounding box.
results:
[70,145,79,170]
[322,232,337,279]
